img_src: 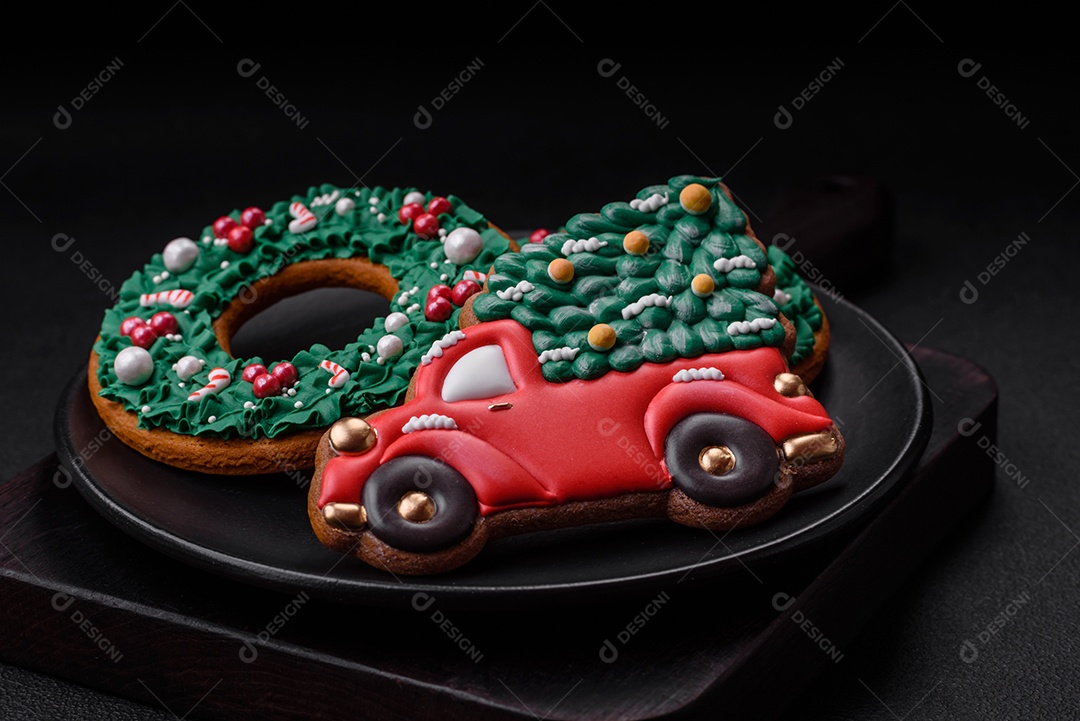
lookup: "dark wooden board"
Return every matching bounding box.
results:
[0,346,995,720]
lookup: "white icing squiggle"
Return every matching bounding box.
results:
[773,288,792,305]
[538,346,580,364]
[495,280,535,302]
[672,367,725,383]
[713,255,757,273]
[402,414,459,434]
[310,189,340,207]
[421,330,467,365]
[561,237,608,256]
[727,318,777,336]
[621,293,673,320]
[629,192,669,213]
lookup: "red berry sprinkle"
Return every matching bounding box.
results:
[427,284,453,305]
[252,373,282,399]
[149,312,178,335]
[413,213,440,239]
[130,325,158,349]
[242,363,268,383]
[213,215,238,238]
[227,225,255,254]
[425,297,453,322]
[451,280,482,306]
[529,228,550,244]
[427,196,451,216]
[270,362,298,387]
[120,317,146,337]
[240,206,266,229]
[398,203,425,224]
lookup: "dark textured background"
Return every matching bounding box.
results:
[2,4,1078,718]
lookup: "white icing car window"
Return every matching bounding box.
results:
[441,345,518,403]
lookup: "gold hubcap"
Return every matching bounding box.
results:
[397,491,437,523]
[698,446,736,476]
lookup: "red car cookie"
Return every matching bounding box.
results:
[308,176,844,574]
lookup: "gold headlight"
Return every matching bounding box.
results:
[774,372,808,397]
[328,417,377,455]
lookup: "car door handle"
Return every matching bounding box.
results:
[487,402,513,411]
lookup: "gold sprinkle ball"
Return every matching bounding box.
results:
[547,258,575,284]
[623,230,650,255]
[587,323,617,351]
[679,183,712,214]
[691,273,715,297]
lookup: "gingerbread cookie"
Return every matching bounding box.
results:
[309,176,845,575]
[89,184,514,475]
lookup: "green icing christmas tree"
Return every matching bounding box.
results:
[768,244,824,368]
[472,175,789,382]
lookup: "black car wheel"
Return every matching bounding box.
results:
[362,456,478,553]
[664,413,780,507]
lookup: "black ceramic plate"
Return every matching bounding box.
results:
[56,290,930,608]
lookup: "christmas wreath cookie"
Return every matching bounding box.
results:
[310,175,845,575]
[89,184,513,475]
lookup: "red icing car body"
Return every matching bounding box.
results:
[318,319,837,518]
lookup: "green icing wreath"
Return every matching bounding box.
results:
[93,184,511,439]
